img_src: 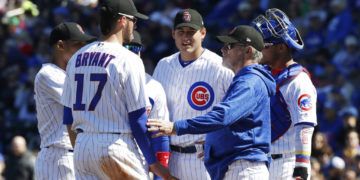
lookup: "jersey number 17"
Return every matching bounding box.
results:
[73,73,107,111]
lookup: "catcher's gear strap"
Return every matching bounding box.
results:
[270,64,310,142]
[156,152,170,168]
[294,123,314,167]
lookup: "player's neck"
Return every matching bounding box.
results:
[102,33,124,45]
[180,47,204,61]
[53,54,66,71]
[53,60,66,71]
[272,56,294,70]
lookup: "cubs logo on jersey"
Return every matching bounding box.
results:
[187,81,214,111]
[297,94,312,111]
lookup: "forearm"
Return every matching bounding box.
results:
[175,108,226,135]
[294,123,314,167]
[151,135,170,168]
[129,108,156,165]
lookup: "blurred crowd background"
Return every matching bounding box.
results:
[0,0,359,179]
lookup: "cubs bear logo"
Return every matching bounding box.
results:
[187,81,214,111]
[183,11,191,22]
[297,94,312,111]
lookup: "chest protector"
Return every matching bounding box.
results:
[271,64,310,142]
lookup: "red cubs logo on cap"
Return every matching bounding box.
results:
[187,82,214,111]
[183,11,191,22]
[297,94,312,111]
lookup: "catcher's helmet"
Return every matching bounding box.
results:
[252,8,304,50]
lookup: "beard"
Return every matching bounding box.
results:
[123,23,133,44]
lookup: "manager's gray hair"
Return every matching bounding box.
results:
[251,46,263,63]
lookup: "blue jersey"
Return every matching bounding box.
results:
[174,64,276,180]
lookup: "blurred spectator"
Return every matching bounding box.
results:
[312,132,334,166]
[341,130,360,171]
[343,169,357,180]
[336,107,359,149]
[302,10,327,55]
[332,35,360,78]
[0,153,4,180]
[311,158,325,180]
[3,135,35,180]
[325,0,352,51]
[328,156,345,180]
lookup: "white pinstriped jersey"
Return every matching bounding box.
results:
[145,74,169,121]
[270,72,317,154]
[61,41,148,133]
[34,63,72,150]
[153,49,234,146]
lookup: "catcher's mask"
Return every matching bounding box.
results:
[252,8,304,50]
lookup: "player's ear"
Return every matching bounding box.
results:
[245,46,252,54]
[200,27,206,40]
[56,40,65,51]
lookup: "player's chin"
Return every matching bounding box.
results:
[222,62,231,69]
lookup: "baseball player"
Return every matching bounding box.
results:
[152,8,234,180]
[124,30,171,179]
[61,0,176,179]
[148,25,276,180]
[252,8,317,180]
[34,22,95,180]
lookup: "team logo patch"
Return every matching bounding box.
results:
[297,94,312,111]
[187,82,214,111]
[183,11,191,22]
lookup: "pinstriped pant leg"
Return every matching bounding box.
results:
[35,147,75,180]
[269,155,295,180]
[169,152,210,180]
[224,160,269,180]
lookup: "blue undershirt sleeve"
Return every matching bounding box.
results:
[150,134,170,152]
[128,108,157,164]
[63,106,73,125]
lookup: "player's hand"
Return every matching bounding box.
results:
[195,141,205,160]
[147,119,176,137]
[292,166,308,180]
[149,162,178,180]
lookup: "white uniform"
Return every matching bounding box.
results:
[153,49,234,180]
[145,74,169,121]
[61,41,149,180]
[34,63,74,180]
[270,72,317,180]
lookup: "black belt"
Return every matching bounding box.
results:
[76,129,121,135]
[44,146,73,152]
[170,145,196,153]
[271,154,283,160]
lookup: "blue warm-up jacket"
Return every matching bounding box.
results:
[175,64,276,180]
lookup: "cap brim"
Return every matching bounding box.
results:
[75,34,97,43]
[134,12,148,20]
[216,35,239,44]
[175,23,201,30]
